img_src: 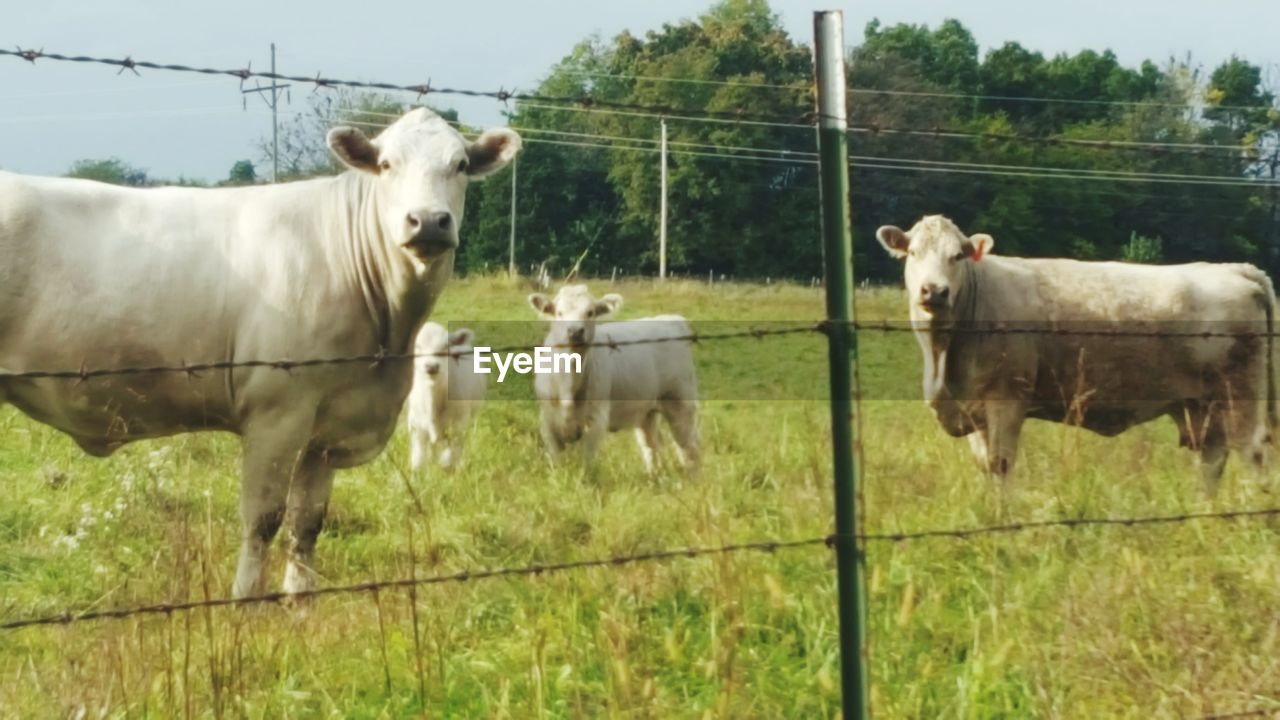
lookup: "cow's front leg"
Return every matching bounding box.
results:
[235,436,308,598]
[539,406,566,465]
[581,403,610,470]
[283,450,335,595]
[966,430,990,470]
[984,399,1026,482]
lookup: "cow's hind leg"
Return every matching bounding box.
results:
[1176,403,1230,496]
[662,399,701,475]
[635,411,662,475]
[283,451,335,595]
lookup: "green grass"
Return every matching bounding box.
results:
[2,276,1279,718]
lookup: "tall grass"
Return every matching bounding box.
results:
[1,276,1277,718]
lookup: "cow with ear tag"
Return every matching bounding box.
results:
[877,214,1275,494]
[0,107,520,597]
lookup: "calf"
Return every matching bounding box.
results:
[407,323,486,471]
[527,285,700,474]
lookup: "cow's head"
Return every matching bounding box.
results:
[414,322,475,378]
[327,108,521,265]
[876,215,994,321]
[528,285,623,350]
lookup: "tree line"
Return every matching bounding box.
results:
[60,0,1280,283]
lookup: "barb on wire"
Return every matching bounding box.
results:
[0,47,814,126]
[0,325,823,382]
[4,505,1278,632]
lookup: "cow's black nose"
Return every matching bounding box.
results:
[920,284,950,307]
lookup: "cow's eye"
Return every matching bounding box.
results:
[379,159,391,172]
[456,159,469,174]
[952,252,967,262]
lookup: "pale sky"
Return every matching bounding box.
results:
[1,0,1276,181]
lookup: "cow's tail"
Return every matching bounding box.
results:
[1241,264,1279,435]
[1266,274,1277,436]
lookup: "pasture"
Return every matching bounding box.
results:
[1,276,1278,718]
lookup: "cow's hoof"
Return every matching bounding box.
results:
[283,562,319,597]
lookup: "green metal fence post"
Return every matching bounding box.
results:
[813,10,870,720]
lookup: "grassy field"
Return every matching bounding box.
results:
[2,276,1279,719]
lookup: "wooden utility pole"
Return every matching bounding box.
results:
[659,117,668,280]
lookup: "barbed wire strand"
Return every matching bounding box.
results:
[2,47,1268,159]
[0,47,814,126]
[12,321,1280,382]
[1,537,827,631]
[5,506,1279,632]
[1199,706,1280,719]
[0,326,821,381]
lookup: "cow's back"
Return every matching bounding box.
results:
[958,256,1272,432]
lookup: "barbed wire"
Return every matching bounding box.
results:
[5,506,1278,632]
[11,320,1280,382]
[3,46,1269,163]
[1199,706,1280,719]
[0,326,822,382]
[0,47,815,126]
[0,536,828,631]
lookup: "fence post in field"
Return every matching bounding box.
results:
[814,10,870,720]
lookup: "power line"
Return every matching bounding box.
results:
[546,70,1280,116]
[341,115,1279,188]
[850,85,1280,115]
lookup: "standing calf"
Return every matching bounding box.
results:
[528,285,700,474]
[407,323,487,471]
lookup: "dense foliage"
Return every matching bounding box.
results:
[463,1,1280,281]
[66,1,1280,282]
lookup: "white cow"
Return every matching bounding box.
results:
[407,322,486,471]
[527,285,700,474]
[876,214,1275,492]
[0,108,520,596]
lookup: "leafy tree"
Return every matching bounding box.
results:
[225,160,257,186]
[66,158,149,186]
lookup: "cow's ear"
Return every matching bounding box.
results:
[467,128,522,178]
[327,127,381,174]
[966,233,995,262]
[876,226,910,259]
[448,328,474,347]
[593,293,623,318]
[528,293,555,318]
